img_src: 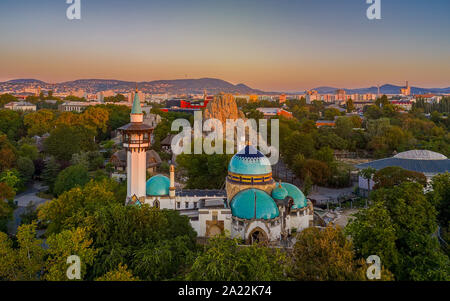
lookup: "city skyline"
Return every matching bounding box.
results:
[1,0,450,91]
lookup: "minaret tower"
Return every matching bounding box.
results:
[118,87,153,204]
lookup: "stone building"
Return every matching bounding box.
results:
[120,91,313,244]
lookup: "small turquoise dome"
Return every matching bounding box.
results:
[228,145,272,175]
[231,189,279,220]
[146,175,170,196]
[281,182,307,209]
[272,185,288,200]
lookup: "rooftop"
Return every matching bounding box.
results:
[356,150,450,175]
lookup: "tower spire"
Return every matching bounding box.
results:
[131,88,142,115]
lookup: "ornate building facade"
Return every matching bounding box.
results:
[121,92,313,244]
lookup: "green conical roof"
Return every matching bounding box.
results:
[131,92,142,114]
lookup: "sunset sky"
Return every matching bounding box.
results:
[0,0,449,92]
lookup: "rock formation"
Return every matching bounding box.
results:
[204,93,245,125]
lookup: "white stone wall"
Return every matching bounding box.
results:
[197,209,231,237]
[145,196,174,209]
[287,209,311,231]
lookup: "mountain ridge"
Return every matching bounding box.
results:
[1,78,450,95]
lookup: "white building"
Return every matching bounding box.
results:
[4,101,36,112]
[119,93,314,244]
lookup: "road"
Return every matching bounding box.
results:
[7,181,51,235]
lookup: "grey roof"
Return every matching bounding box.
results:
[176,189,226,198]
[356,157,450,175]
[394,150,447,160]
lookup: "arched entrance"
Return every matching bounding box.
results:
[208,225,222,237]
[248,227,268,244]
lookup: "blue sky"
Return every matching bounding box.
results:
[0,0,449,91]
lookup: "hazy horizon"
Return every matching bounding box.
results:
[1,0,449,91]
[1,76,449,94]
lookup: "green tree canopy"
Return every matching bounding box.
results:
[53,164,90,196]
[186,235,288,281]
[290,226,368,281]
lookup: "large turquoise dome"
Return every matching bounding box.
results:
[281,182,307,209]
[228,145,272,175]
[230,189,279,220]
[146,175,170,196]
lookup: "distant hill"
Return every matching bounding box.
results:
[312,84,450,95]
[6,79,47,85]
[1,78,449,95]
[0,78,265,95]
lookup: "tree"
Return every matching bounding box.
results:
[81,106,109,134]
[290,226,367,281]
[44,125,96,162]
[302,174,313,197]
[346,202,399,272]
[23,109,55,136]
[104,94,127,103]
[95,264,139,281]
[176,152,231,189]
[371,183,449,280]
[346,99,355,113]
[360,167,376,197]
[0,169,23,192]
[89,205,197,280]
[38,179,122,235]
[44,227,97,281]
[373,166,427,190]
[18,143,39,161]
[324,108,341,120]
[0,222,45,281]
[0,134,17,173]
[0,109,23,140]
[186,235,288,281]
[364,105,382,120]
[335,117,354,140]
[300,159,330,186]
[41,156,61,192]
[282,132,315,165]
[54,111,82,127]
[428,173,450,229]
[17,156,35,184]
[0,94,17,107]
[0,183,15,232]
[71,151,104,171]
[53,164,90,196]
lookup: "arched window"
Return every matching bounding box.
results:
[153,199,160,209]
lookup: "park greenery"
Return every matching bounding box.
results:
[0,93,449,281]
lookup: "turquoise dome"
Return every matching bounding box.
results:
[281,182,307,209]
[231,189,279,220]
[272,185,288,200]
[146,175,170,196]
[228,145,272,175]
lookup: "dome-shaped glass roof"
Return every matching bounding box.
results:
[281,182,307,209]
[230,189,279,220]
[272,184,288,200]
[146,175,170,196]
[228,145,272,175]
